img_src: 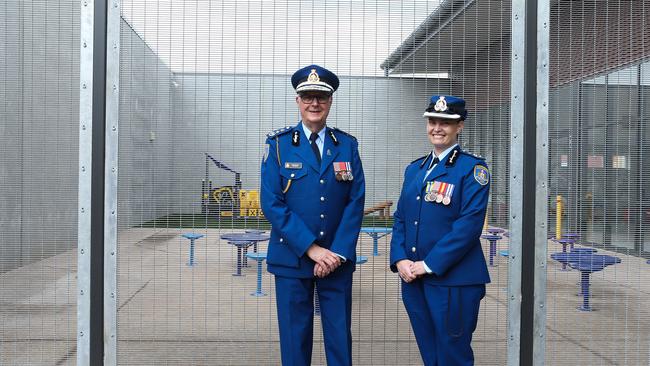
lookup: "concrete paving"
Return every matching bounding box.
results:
[1,228,649,365]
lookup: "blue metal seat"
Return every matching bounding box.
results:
[181,233,204,266]
[481,234,502,267]
[566,254,620,311]
[245,252,268,297]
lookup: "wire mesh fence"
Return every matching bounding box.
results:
[1,0,649,364]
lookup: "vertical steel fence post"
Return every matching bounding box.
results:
[104,0,121,363]
[79,0,110,363]
[510,0,549,365]
[78,0,94,361]
[534,1,550,364]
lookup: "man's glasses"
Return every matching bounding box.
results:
[300,94,331,104]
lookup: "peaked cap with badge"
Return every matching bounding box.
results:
[291,64,340,94]
[423,95,468,120]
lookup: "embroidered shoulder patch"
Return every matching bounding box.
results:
[474,165,490,186]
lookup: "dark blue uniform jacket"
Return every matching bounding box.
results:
[261,122,365,278]
[390,147,491,286]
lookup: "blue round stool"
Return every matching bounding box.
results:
[245,252,267,297]
[182,233,204,266]
[570,247,596,288]
[481,234,502,267]
[570,254,620,311]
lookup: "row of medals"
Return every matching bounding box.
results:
[335,171,354,181]
[425,191,451,205]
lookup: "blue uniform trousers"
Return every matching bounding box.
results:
[274,268,353,366]
[401,281,485,366]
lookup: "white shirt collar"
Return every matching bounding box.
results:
[423,144,458,181]
[301,122,326,142]
[433,144,458,162]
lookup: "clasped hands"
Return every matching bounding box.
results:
[396,259,427,283]
[307,244,342,278]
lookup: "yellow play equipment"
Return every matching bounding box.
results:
[238,189,262,217]
[202,153,263,217]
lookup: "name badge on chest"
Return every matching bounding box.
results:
[284,162,303,169]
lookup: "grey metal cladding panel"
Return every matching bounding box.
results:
[0,4,22,120]
[0,129,23,269]
[118,20,174,229]
[0,0,79,271]
[0,2,23,271]
[18,0,79,261]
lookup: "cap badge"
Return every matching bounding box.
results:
[434,96,448,112]
[307,69,320,83]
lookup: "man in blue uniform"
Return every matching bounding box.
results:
[260,64,365,366]
[390,95,490,366]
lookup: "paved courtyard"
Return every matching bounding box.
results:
[2,227,650,365]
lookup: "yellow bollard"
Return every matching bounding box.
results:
[556,195,563,239]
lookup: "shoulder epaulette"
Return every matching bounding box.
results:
[330,127,357,141]
[411,152,431,166]
[266,126,292,138]
[460,149,485,160]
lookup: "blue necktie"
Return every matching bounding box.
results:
[310,133,321,165]
[424,157,439,181]
[431,156,440,168]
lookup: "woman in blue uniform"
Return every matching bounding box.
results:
[389,95,491,366]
